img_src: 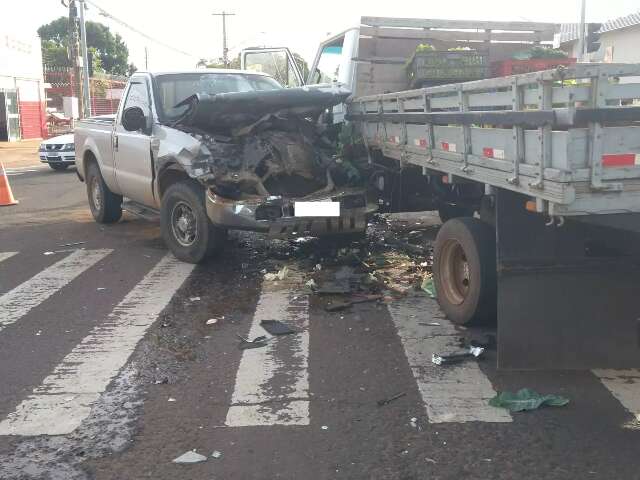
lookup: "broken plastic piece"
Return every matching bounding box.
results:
[432,346,485,366]
[260,320,296,335]
[305,279,317,289]
[237,334,269,350]
[172,450,207,464]
[377,391,407,406]
[265,266,289,281]
[325,294,383,312]
[489,388,570,412]
[211,450,223,459]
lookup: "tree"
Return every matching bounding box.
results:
[196,55,241,70]
[38,16,134,75]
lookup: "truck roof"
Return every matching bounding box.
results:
[136,69,273,77]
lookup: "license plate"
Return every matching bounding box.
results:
[294,201,340,217]
[47,154,61,161]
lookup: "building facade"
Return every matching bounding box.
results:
[0,33,47,141]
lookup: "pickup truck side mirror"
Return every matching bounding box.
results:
[122,106,147,132]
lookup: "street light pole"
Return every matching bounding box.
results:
[78,0,91,116]
[212,12,235,67]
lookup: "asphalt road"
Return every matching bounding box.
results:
[1,160,640,480]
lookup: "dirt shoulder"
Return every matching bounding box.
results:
[0,140,43,168]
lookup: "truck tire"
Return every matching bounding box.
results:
[433,217,496,325]
[160,181,227,264]
[86,162,123,224]
[438,203,475,223]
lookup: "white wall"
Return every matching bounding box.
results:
[598,25,640,83]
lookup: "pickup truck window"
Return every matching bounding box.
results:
[123,80,151,116]
[156,73,282,122]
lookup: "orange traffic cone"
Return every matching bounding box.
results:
[0,161,18,206]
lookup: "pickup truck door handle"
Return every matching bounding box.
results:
[113,135,119,151]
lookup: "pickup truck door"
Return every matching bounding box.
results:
[242,31,359,123]
[113,76,155,206]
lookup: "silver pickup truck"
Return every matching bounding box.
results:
[74,69,375,263]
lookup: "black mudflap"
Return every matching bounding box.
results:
[496,190,640,370]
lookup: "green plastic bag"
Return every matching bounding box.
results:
[489,388,569,412]
[421,274,436,299]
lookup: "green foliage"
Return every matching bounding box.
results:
[197,55,241,69]
[38,16,132,75]
[335,123,364,184]
[415,43,435,53]
[512,47,569,60]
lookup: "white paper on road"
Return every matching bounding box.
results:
[0,249,112,332]
[387,294,512,423]
[226,267,310,426]
[0,254,194,436]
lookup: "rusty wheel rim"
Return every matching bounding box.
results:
[440,239,471,306]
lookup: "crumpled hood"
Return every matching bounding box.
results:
[172,84,351,131]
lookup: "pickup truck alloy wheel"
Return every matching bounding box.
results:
[160,180,227,264]
[90,177,102,212]
[433,217,496,325]
[171,201,197,247]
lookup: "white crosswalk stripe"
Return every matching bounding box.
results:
[0,254,194,436]
[387,294,512,423]
[0,252,18,264]
[225,268,310,427]
[593,369,640,427]
[0,249,112,333]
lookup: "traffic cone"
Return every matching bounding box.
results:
[0,161,18,206]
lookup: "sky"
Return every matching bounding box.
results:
[2,0,639,71]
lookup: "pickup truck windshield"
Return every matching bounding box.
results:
[155,72,283,122]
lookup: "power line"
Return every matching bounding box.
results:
[83,0,198,59]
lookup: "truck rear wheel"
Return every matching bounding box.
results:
[433,217,496,325]
[86,162,122,223]
[160,181,227,264]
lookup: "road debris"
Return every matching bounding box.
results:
[211,450,223,459]
[236,334,269,350]
[321,425,329,430]
[489,388,570,412]
[172,450,207,464]
[167,397,176,402]
[206,318,221,326]
[425,458,437,464]
[58,241,85,248]
[419,322,441,327]
[260,320,296,335]
[432,346,485,366]
[43,251,55,256]
[377,391,407,406]
[421,274,436,298]
[189,296,201,302]
[305,279,317,290]
[264,266,289,281]
[325,294,383,312]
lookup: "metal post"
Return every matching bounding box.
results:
[78,0,91,116]
[577,0,587,61]
[144,46,148,70]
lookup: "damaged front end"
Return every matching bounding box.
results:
[154,84,376,236]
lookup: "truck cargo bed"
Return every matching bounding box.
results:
[348,63,640,217]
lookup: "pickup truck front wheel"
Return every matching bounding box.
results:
[433,217,496,325]
[160,181,227,264]
[86,162,123,223]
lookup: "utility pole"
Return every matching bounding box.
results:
[212,11,235,67]
[68,1,85,118]
[145,46,149,70]
[577,0,587,62]
[78,0,91,116]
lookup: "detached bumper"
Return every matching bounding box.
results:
[205,189,377,236]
